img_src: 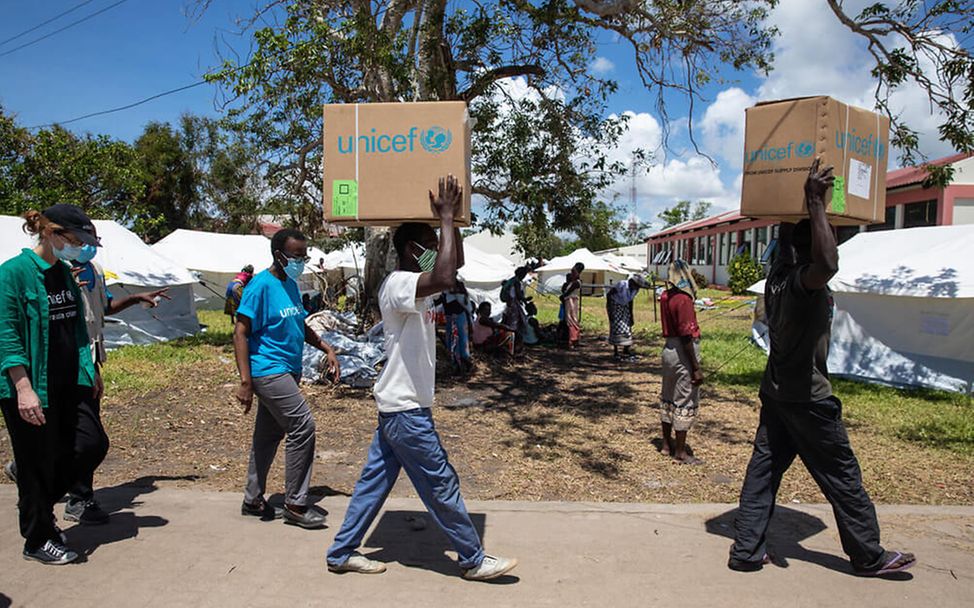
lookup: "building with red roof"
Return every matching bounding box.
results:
[647,152,974,286]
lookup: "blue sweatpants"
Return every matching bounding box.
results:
[326,408,485,569]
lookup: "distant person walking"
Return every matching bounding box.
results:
[560,263,583,349]
[658,260,703,464]
[728,159,916,576]
[233,231,339,529]
[326,176,517,581]
[225,265,254,323]
[607,275,648,361]
[0,205,99,565]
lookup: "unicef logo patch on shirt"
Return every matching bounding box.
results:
[421,127,452,154]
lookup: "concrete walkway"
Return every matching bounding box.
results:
[0,483,971,607]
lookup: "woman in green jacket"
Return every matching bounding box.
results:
[0,205,98,565]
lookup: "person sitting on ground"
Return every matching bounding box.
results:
[225,265,254,323]
[728,158,916,576]
[607,275,648,361]
[471,302,515,357]
[232,230,340,529]
[326,175,517,581]
[659,260,703,465]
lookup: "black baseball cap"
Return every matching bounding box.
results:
[41,204,100,247]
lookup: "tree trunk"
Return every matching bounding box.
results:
[362,226,397,322]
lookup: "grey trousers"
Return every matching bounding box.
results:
[243,373,316,507]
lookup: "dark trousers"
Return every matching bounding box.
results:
[68,398,109,503]
[731,394,886,570]
[1,392,80,551]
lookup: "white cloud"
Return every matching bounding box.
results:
[591,56,615,75]
[700,87,756,168]
[755,0,961,164]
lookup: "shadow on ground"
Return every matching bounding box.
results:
[64,475,199,558]
[355,510,517,583]
[704,506,913,580]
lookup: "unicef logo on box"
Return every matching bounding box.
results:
[795,141,814,157]
[421,127,452,154]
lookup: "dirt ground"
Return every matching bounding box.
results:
[1,313,972,506]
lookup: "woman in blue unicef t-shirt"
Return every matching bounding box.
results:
[232,228,341,529]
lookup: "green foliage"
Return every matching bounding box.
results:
[658,200,712,229]
[727,253,764,295]
[200,0,779,246]
[0,107,267,242]
[691,268,709,290]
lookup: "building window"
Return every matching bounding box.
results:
[756,226,769,259]
[903,200,938,228]
[867,205,897,231]
[696,237,706,265]
[705,235,713,265]
[718,233,727,265]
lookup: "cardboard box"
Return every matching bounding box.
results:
[323,101,472,226]
[741,96,890,225]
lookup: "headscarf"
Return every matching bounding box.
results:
[666,259,697,299]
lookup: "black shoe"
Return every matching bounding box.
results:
[282,506,326,529]
[3,461,15,483]
[241,498,284,521]
[64,499,110,525]
[23,540,78,565]
[727,553,770,572]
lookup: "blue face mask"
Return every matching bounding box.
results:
[277,253,305,282]
[76,244,98,264]
[54,242,83,262]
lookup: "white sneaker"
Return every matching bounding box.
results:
[462,554,518,581]
[327,552,387,574]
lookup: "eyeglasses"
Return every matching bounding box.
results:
[280,252,311,264]
[54,230,83,246]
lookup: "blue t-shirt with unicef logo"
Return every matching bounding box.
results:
[236,269,307,377]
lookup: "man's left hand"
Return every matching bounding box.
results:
[137,288,172,308]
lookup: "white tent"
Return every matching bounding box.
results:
[463,229,526,265]
[535,248,629,296]
[750,225,974,393]
[458,242,517,312]
[0,216,200,348]
[600,251,646,273]
[152,229,329,308]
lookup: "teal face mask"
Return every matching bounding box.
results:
[412,243,437,272]
[76,244,98,264]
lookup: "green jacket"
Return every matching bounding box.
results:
[0,249,95,408]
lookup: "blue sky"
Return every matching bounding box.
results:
[0,0,964,228]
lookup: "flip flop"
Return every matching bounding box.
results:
[674,455,703,465]
[855,551,916,577]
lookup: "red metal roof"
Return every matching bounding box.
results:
[887,152,972,189]
[648,209,743,240]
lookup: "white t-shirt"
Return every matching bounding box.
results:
[373,271,436,412]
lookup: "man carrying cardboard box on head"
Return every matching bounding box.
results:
[326,175,518,582]
[728,158,916,577]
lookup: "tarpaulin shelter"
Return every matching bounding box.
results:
[0,216,200,348]
[750,225,974,393]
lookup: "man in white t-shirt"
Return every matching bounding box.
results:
[326,175,518,581]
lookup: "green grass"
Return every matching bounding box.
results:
[530,284,973,455]
[101,309,234,395]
